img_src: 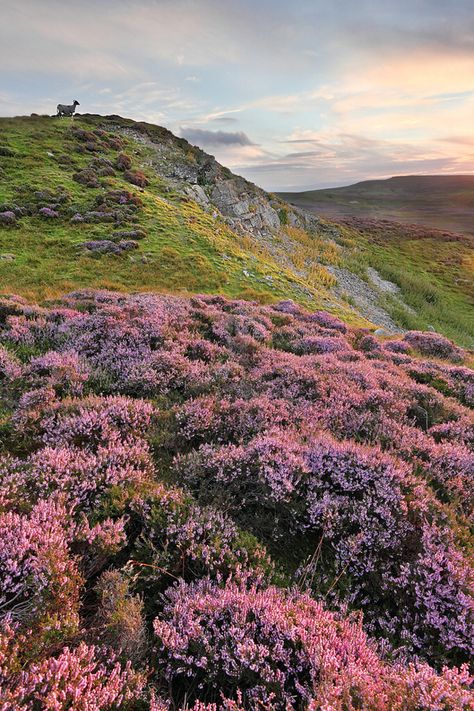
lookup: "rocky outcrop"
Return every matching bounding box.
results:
[107,116,315,240]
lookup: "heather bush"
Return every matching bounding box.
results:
[0,345,22,381]
[26,349,89,396]
[154,579,386,708]
[0,499,81,637]
[154,579,474,710]
[116,153,133,171]
[176,429,308,536]
[1,641,145,709]
[129,484,272,599]
[124,169,149,187]
[38,206,59,219]
[0,289,473,703]
[403,330,465,362]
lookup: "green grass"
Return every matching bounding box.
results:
[0,115,369,327]
[339,223,474,347]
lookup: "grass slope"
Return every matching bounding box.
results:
[336,219,474,347]
[280,177,474,347]
[1,117,473,346]
[0,115,367,326]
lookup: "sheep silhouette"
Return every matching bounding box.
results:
[56,100,80,117]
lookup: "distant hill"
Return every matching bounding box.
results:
[278,175,474,236]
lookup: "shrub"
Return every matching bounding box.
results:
[1,642,144,709]
[73,168,100,188]
[38,206,59,219]
[0,499,81,634]
[0,211,17,226]
[154,579,474,710]
[116,153,133,171]
[403,331,464,362]
[124,169,149,187]
[154,580,385,708]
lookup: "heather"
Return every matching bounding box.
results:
[0,290,472,709]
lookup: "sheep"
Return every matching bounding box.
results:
[56,100,80,117]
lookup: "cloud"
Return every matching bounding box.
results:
[211,117,238,124]
[238,131,474,191]
[180,127,255,147]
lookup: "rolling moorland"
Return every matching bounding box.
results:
[278,175,474,236]
[0,115,473,709]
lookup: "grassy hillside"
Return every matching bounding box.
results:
[1,116,473,346]
[334,218,474,347]
[0,114,363,324]
[279,175,474,235]
[280,177,474,347]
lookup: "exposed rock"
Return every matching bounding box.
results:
[183,184,209,207]
[209,180,280,234]
[327,266,403,333]
[367,267,400,294]
[0,253,16,260]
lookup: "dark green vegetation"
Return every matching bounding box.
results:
[279,175,474,235]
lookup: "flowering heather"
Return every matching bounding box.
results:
[0,346,22,382]
[403,330,465,362]
[1,642,145,709]
[0,290,472,707]
[26,350,89,396]
[154,579,474,710]
[0,500,81,635]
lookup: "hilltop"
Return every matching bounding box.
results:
[0,116,473,346]
[0,114,357,320]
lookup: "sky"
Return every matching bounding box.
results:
[1,0,474,191]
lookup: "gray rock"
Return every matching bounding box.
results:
[183,184,209,206]
[0,253,16,260]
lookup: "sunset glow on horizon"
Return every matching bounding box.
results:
[1,0,474,190]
